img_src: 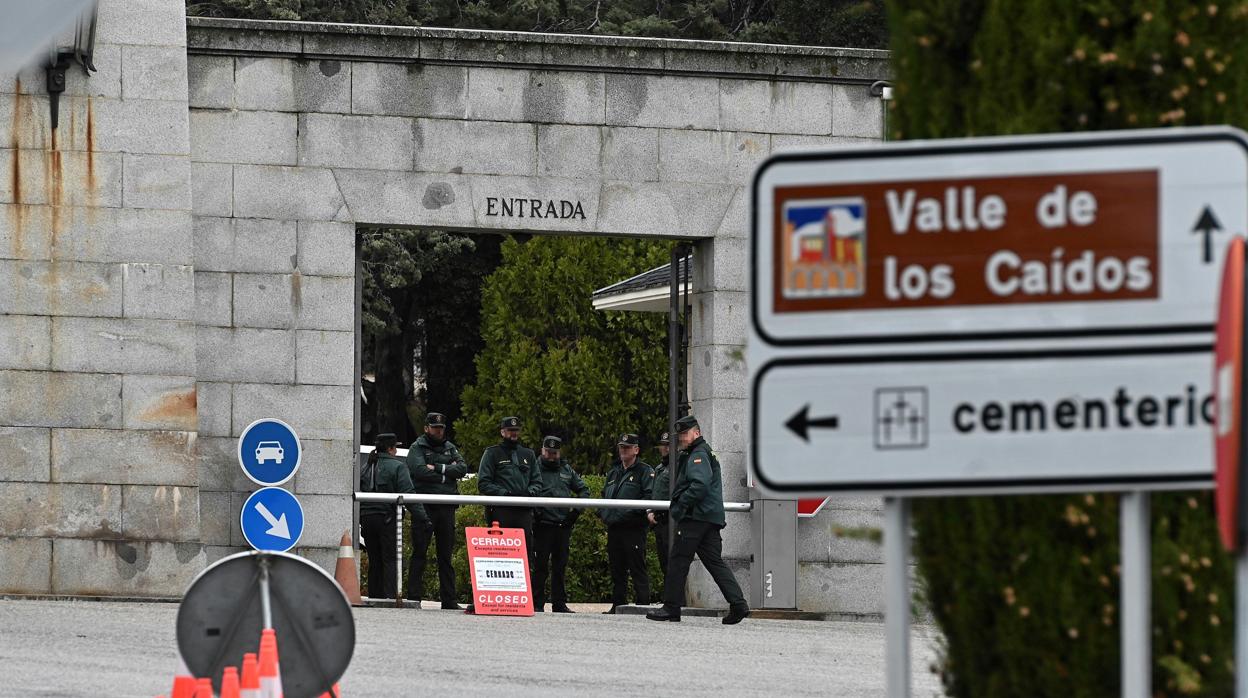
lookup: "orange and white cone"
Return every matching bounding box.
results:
[220,666,241,698]
[193,677,213,698]
[240,652,261,698]
[170,656,196,698]
[335,530,364,606]
[258,629,283,698]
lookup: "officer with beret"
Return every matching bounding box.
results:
[647,415,750,625]
[647,431,672,581]
[359,433,428,600]
[599,433,654,613]
[532,436,589,613]
[477,415,543,548]
[406,411,469,610]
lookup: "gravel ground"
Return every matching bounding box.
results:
[0,599,945,697]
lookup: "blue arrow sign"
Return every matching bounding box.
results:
[240,487,304,552]
[237,418,301,486]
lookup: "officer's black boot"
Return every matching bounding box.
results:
[722,603,751,625]
[441,601,463,610]
[645,606,681,622]
[552,605,575,613]
[601,605,617,615]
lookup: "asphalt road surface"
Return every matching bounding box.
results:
[0,600,945,696]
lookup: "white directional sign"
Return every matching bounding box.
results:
[749,127,1246,495]
[753,348,1213,494]
[753,128,1248,348]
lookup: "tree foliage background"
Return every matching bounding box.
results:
[456,235,671,474]
[888,1,1248,695]
[189,0,888,47]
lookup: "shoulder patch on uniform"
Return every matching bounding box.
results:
[693,457,703,463]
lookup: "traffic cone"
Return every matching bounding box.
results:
[194,677,213,698]
[316,683,341,698]
[220,666,241,698]
[258,628,283,698]
[240,653,260,698]
[171,656,196,698]
[334,530,363,606]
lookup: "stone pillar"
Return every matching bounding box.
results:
[0,0,202,595]
[187,53,356,573]
[683,187,752,605]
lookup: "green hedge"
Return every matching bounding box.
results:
[361,475,665,603]
[886,1,1248,694]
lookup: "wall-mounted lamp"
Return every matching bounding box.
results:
[46,2,98,130]
[869,80,893,142]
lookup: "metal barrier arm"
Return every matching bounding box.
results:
[355,492,752,513]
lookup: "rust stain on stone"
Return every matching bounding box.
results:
[10,79,23,238]
[139,388,198,430]
[86,95,95,193]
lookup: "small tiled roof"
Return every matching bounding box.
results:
[592,254,692,300]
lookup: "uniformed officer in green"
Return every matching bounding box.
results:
[599,433,654,613]
[532,435,589,613]
[646,415,750,624]
[646,431,672,581]
[406,411,469,610]
[359,433,429,600]
[477,415,543,545]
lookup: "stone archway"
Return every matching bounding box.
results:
[1,4,888,611]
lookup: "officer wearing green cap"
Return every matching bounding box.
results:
[359,433,428,600]
[647,415,750,625]
[405,411,469,610]
[532,435,589,613]
[647,431,672,580]
[477,415,542,544]
[599,432,654,613]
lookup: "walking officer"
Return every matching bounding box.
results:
[406,411,469,610]
[532,436,589,613]
[359,433,429,600]
[646,415,750,625]
[599,433,654,613]
[647,431,672,581]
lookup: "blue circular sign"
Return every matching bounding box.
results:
[238,418,301,486]
[240,487,305,552]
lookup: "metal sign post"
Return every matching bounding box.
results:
[748,127,1248,696]
[884,497,910,698]
[1120,491,1150,696]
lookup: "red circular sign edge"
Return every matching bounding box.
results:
[1215,236,1245,552]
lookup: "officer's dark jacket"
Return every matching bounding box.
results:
[649,458,671,522]
[360,453,429,524]
[478,440,542,498]
[600,459,654,528]
[406,435,469,495]
[534,458,589,525]
[670,437,725,527]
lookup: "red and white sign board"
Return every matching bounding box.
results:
[1215,236,1246,551]
[465,525,534,616]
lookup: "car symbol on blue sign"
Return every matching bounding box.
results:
[240,487,305,552]
[237,418,301,486]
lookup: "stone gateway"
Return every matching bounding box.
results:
[0,0,888,615]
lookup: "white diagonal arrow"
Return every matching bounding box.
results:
[254,502,291,539]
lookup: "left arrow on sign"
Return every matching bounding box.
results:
[254,502,291,539]
[785,404,840,443]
